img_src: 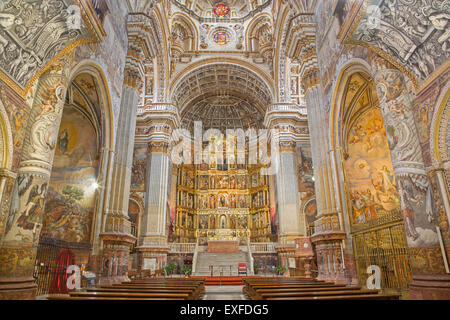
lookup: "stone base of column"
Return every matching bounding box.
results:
[275,245,296,276]
[0,277,37,300]
[99,232,136,284]
[136,245,170,273]
[409,274,450,300]
[311,230,346,284]
[342,253,359,286]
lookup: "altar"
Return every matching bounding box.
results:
[206,240,240,253]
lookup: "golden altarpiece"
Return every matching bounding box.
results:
[173,139,272,243]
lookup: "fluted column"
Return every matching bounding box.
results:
[303,67,349,284]
[98,48,143,284]
[373,64,450,298]
[135,105,180,272]
[264,104,311,274]
[0,59,71,299]
[276,139,303,243]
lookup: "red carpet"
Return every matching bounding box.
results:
[191,276,261,286]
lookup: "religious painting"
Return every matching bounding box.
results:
[220,215,227,229]
[230,194,236,208]
[304,199,317,230]
[251,173,258,187]
[297,146,315,196]
[212,3,230,19]
[199,215,208,229]
[188,213,194,228]
[252,214,258,228]
[344,107,400,225]
[252,193,259,207]
[237,175,247,189]
[209,194,216,209]
[218,193,229,208]
[210,215,216,229]
[212,30,231,45]
[217,175,229,188]
[229,175,236,189]
[230,215,237,229]
[238,194,247,208]
[181,212,186,227]
[238,215,248,229]
[199,175,209,189]
[131,146,147,191]
[40,105,99,244]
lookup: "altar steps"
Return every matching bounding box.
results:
[194,252,249,277]
[192,276,261,286]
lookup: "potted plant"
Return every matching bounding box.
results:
[275,266,286,276]
[182,265,192,278]
[253,265,260,275]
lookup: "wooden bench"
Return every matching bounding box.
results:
[87,287,199,299]
[267,294,401,300]
[243,278,400,300]
[48,293,186,300]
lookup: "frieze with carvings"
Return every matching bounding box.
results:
[349,0,450,87]
[0,0,93,93]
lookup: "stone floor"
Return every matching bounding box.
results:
[202,285,248,300]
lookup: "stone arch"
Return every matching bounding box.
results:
[430,83,450,165]
[171,13,198,52]
[67,61,114,151]
[330,62,411,291]
[0,97,13,170]
[246,13,273,54]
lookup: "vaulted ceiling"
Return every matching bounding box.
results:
[172,63,272,113]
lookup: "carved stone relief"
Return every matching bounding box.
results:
[0,0,90,90]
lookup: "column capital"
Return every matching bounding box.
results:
[148,141,170,154]
[264,103,308,130]
[135,103,181,144]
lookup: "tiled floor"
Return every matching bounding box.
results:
[202,285,248,300]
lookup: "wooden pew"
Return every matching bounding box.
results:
[256,288,375,300]
[243,278,400,300]
[87,287,199,300]
[267,294,401,300]
[48,278,206,300]
[107,279,205,298]
[69,291,190,300]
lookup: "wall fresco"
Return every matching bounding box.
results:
[344,107,400,225]
[40,105,99,243]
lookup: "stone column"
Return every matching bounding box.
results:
[0,60,71,299]
[302,67,349,284]
[90,147,114,271]
[98,50,143,284]
[373,65,450,298]
[135,105,180,272]
[136,140,171,270]
[264,104,309,244]
[276,140,303,243]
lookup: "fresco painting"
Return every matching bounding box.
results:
[40,105,99,244]
[344,107,400,225]
[131,146,147,191]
